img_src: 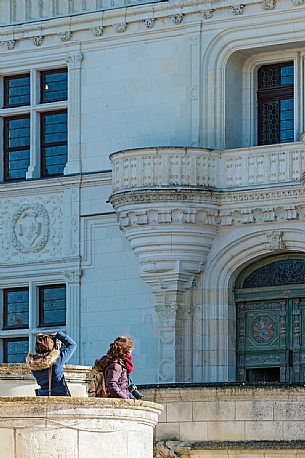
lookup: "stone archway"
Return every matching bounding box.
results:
[235,254,305,382]
[201,229,305,382]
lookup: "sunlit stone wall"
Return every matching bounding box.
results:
[0,397,163,458]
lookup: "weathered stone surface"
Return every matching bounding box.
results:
[0,397,163,458]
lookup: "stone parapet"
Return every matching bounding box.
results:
[0,364,91,396]
[0,397,163,458]
[110,144,304,193]
[141,384,305,456]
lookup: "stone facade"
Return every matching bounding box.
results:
[0,0,305,389]
[0,396,163,458]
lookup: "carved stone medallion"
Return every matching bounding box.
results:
[12,204,50,253]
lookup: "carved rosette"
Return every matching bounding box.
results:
[12,204,50,253]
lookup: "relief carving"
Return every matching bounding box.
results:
[12,204,49,253]
[154,442,178,458]
[32,36,44,46]
[267,230,286,250]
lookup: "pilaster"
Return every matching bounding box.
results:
[65,270,81,364]
[64,52,84,176]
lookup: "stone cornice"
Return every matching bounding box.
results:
[1,0,305,52]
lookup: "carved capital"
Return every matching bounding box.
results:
[169,14,184,24]
[32,36,44,46]
[65,270,82,284]
[262,0,276,9]
[90,25,104,36]
[1,40,16,50]
[231,4,245,14]
[114,22,127,33]
[142,18,156,29]
[59,31,72,42]
[202,9,215,19]
[65,52,84,69]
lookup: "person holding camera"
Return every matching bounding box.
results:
[26,331,76,396]
[89,336,143,399]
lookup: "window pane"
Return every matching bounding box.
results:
[3,289,29,329]
[41,111,67,177]
[258,62,294,145]
[4,116,30,181]
[41,69,68,103]
[39,285,66,326]
[4,75,30,107]
[3,339,28,363]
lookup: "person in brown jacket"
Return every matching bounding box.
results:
[89,336,134,399]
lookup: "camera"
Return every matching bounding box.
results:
[128,383,144,400]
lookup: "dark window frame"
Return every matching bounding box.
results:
[257,61,294,146]
[3,114,31,182]
[3,287,29,330]
[3,337,29,363]
[40,68,68,104]
[39,284,66,327]
[3,73,30,108]
[40,109,68,178]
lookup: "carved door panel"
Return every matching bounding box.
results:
[237,299,287,382]
[290,297,305,382]
[237,297,305,382]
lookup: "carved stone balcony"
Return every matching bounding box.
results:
[108,144,305,382]
[109,147,219,295]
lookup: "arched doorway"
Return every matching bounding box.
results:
[235,255,305,382]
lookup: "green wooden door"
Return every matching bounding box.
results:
[237,296,305,382]
[235,257,305,382]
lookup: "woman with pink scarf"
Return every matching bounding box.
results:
[92,336,134,399]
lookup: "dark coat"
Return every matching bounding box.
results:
[26,331,77,396]
[105,361,130,399]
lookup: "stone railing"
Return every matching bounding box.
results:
[110,143,304,193]
[0,363,91,396]
[0,397,163,458]
[1,0,164,25]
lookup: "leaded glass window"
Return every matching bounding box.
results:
[39,285,66,326]
[4,74,30,108]
[3,338,28,363]
[40,69,68,103]
[257,62,294,145]
[3,288,29,329]
[41,110,68,177]
[242,259,305,288]
[3,115,30,181]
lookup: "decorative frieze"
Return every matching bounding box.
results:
[154,442,178,458]
[219,204,305,226]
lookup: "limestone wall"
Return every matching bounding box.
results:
[0,397,163,458]
[143,385,305,457]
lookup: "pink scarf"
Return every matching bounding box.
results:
[124,354,134,374]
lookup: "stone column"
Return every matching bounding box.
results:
[64,51,84,175]
[0,397,163,458]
